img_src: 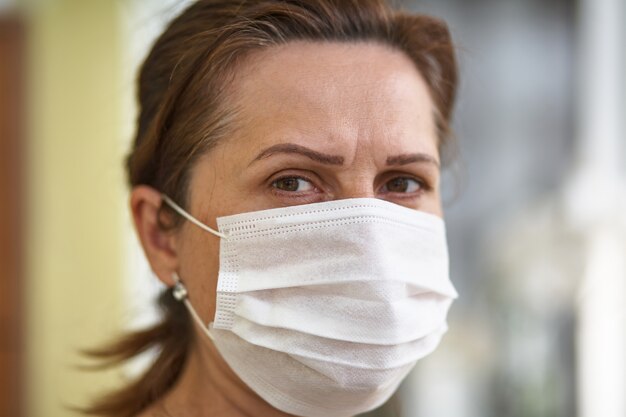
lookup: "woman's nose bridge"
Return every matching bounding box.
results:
[335,176,377,199]
[339,188,375,199]
[333,152,379,199]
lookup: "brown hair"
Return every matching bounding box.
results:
[85,1,458,416]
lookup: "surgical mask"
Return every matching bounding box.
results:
[163,195,458,417]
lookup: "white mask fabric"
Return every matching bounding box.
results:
[164,196,458,417]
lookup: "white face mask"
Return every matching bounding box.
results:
[163,195,458,417]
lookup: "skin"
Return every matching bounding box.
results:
[131,40,442,417]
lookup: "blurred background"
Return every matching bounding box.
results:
[0,0,624,416]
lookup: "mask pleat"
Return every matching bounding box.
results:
[228,315,448,369]
[222,288,452,345]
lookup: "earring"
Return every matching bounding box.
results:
[171,272,188,301]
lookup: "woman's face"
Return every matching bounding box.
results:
[148,40,441,323]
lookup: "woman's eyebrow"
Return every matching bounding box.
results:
[249,143,345,166]
[386,153,440,168]
[248,143,439,168]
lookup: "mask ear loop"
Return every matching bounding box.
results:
[172,272,215,342]
[161,194,228,239]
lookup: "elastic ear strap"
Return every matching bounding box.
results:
[172,273,215,342]
[161,194,228,239]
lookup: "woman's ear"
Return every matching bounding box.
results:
[130,185,179,287]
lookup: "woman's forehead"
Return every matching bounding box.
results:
[225,40,438,156]
[233,41,433,113]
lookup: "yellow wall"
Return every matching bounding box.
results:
[24,1,127,416]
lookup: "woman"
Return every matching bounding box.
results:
[87,1,459,416]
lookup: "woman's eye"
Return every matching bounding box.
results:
[272,177,315,192]
[382,177,422,193]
